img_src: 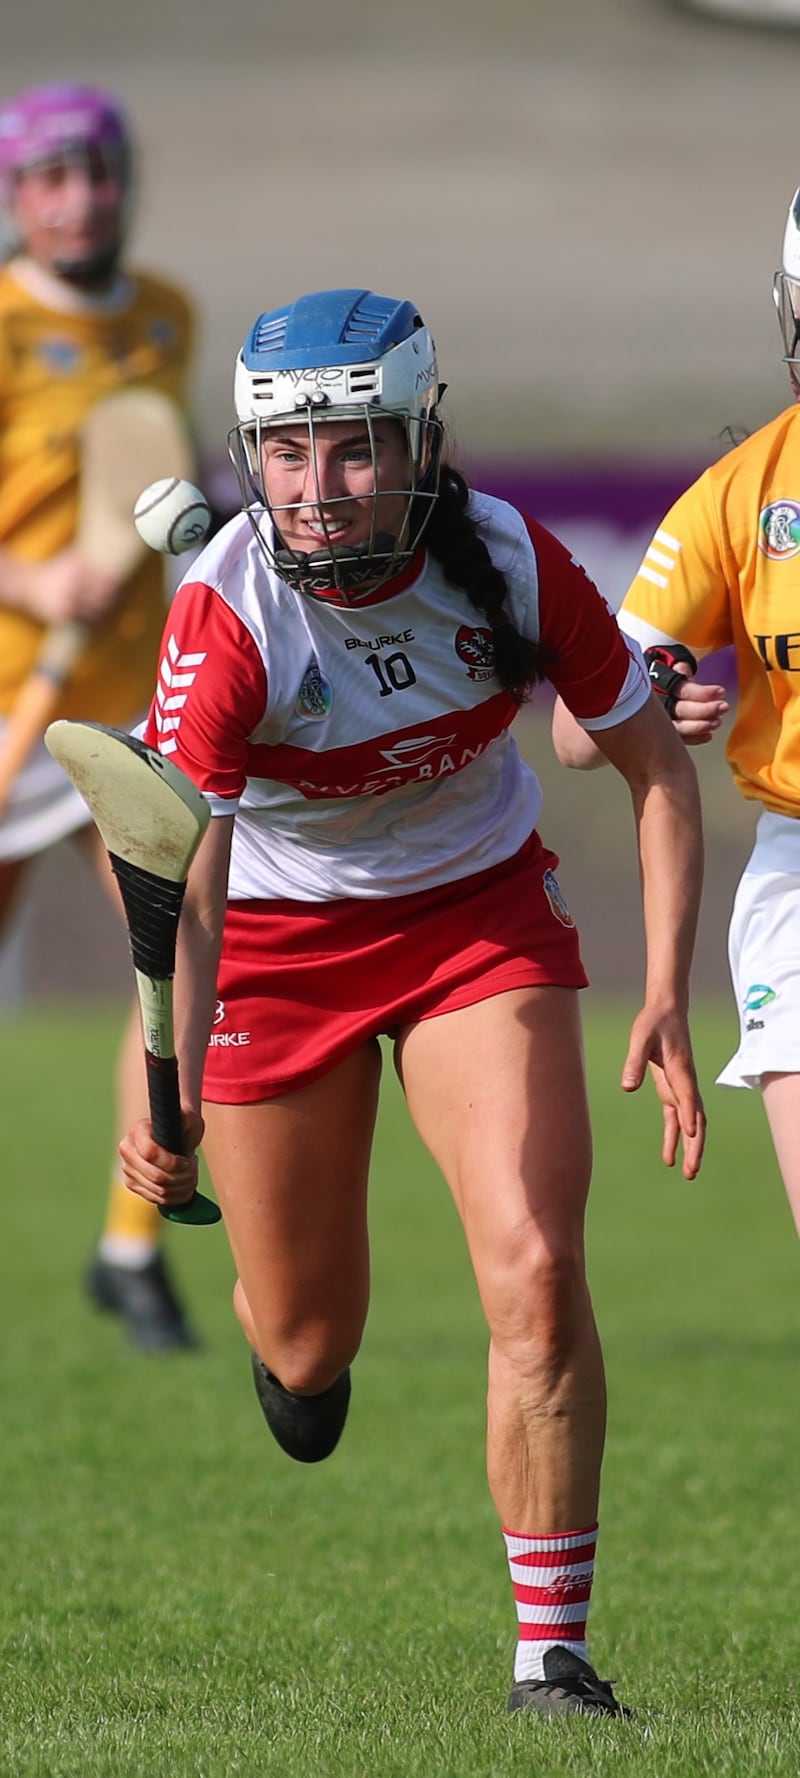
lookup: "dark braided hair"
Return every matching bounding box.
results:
[421,465,549,703]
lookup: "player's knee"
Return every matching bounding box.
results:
[259,1328,360,1396]
[233,1281,362,1392]
[489,1231,588,1382]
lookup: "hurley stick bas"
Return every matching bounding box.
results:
[45,719,221,1228]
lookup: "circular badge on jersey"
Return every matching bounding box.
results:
[37,336,84,374]
[758,500,800,560]
[149,318,177,347]
[296,661,332,720]
[454,625,495,682]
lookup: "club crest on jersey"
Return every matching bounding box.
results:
[454,625,495,682]
[758,500,800,560]
[37,336,84,374]
[149,317,177,348]
[296,660,332,720]
[542,868,575,928]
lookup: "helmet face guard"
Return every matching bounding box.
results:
[775,187,800,400]
[229,289,444,604]
[775,271,800,399]
[228,405,443,603]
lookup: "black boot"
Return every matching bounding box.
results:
[508,1646,630,1718]
[86,1251,198,1352]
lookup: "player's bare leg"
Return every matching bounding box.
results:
[201,1040,382,1460]
[396,987,626,1717]
[0,856,34,1009]
[396,987,603,1526]
[0,856,31,934]
[761,1072,800,1236]
[80,824,197,1350]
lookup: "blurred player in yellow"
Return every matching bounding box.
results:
[552,185,800,1241]
[0,81,198,1347]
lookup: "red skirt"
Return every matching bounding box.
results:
[203,828,587,1102]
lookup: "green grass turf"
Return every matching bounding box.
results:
[0,999,798,1777]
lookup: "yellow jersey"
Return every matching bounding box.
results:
[621,404,800,817]
[0,262,194,720]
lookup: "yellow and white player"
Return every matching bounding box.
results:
[552,185,800,1239]
[0,81,198,1346]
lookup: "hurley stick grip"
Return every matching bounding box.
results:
[145,1051,185,1156]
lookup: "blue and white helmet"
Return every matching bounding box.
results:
[229,287,443,601]
[774,188,800,399]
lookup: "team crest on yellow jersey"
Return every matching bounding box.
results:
[38,337,84,373]
[758,500,800,560]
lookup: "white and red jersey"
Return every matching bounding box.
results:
[142,490,648,901]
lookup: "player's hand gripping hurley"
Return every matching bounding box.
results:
[45,720,221,1227]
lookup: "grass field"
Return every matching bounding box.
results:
[0,1000,798,1778]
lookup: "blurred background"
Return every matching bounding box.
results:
[3,0,798,1002]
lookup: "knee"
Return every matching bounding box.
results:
[487,1229,589,1381]
[233,1279,363,1394]
[268,1336,360,1396]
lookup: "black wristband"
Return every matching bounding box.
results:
[643,644,698,720]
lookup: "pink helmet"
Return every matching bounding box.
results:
[0,83,131,200]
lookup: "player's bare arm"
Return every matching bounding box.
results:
[0,543,122,623]
[590,694,707,1179]
[552,675,729,768]
[119,812,234,1206]
[173,811,235,1117]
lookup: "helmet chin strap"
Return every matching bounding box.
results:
[272,533,404,600]
[51,240,124,288]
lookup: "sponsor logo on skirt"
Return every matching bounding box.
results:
[743,983,776,1011]
[543,868,575,928]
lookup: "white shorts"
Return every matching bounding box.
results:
[0,723,91,863]
[717,812,800,1089]
[0,707,149,865]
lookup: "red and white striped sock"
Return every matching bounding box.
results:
[503,1523,598,1682]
